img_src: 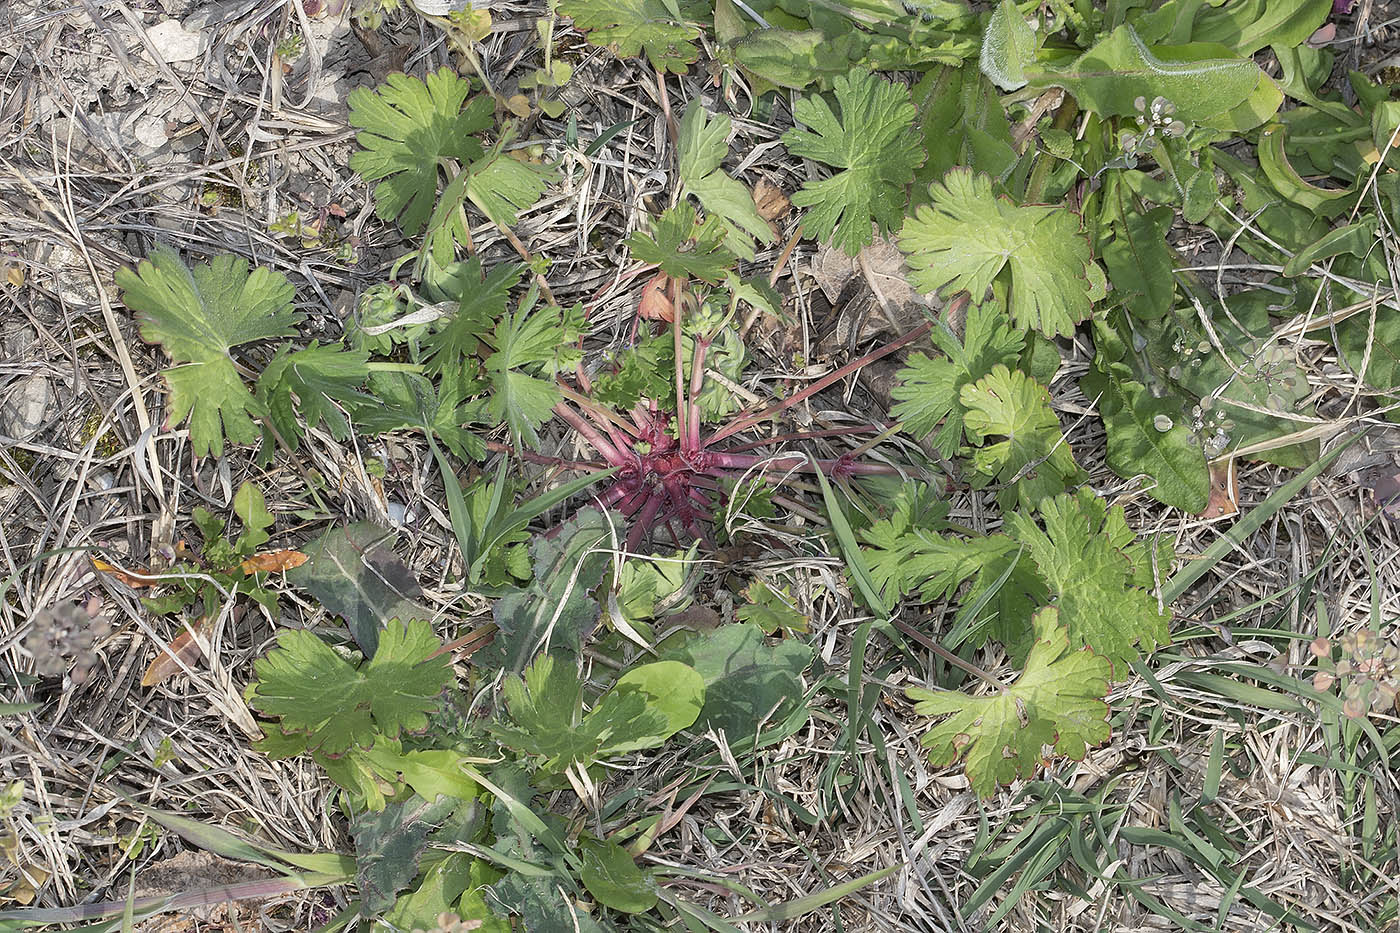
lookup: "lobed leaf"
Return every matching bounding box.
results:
[901,169,1106,337]
[116,247,301,457]
[909,607,1111,795]
[783,69,925,255]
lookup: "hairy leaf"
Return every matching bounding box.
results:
[249,618,451,755]
[908,607,1111,795]
[559,0,701,73]
[891,302,1024,456]
[901,169,1106,337]
[980,0,1037,91]
[961,365,1084,511]
[783,70,925,255]
[255,341,369,452]
[626,202,735,283]
[348,68,493,235]
[677,103,774,261]
[1005,490,1171,670]
[116,247,300,457]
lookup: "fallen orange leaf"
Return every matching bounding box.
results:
[240,549,308,575]
[1197,458,1238,521]
[141,616,213,687]
[91,557,157,588]
[638,272,674,322]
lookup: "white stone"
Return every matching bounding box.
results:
[0,375,52,440]
[146,19,202,63]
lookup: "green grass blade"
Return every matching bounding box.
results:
[732,864,898,923]
[1162,432,1364,604]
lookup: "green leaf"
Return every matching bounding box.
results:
[900,169,1106,337]
[1004,490,1171,670]
[908,606,1111,796]
[677,103,774,261]
[348,68,493,235]
[493,656,703,769]
[626,201,735,283]
[350,793,458,915]
[1190,0,1331,55]
[913,64,1018,190]
[1039,26,1278,129]
[491,655,598,770]
[578,836,657,914]
[1082,367,1209,512]
[979,0,1037,91]
[423,257,525,377]
[737,578,810,635]
[1100,204,1175,321]
[231,481,273,554]
[116,247,300,457]
[1283,220,1377,277]
[960,365,1084,511]
[248,618,451,755]
[860,502,1046,657]
[891,302,1024,456]
[287,523,429,657]
[483,294,583,446]
[466,151,556,227]
[351,370,485,462]
[783,69,925,255]
[559,0,701,73]
[482,510,612,673]
[363,747,481,804]
[591,660,704,754]
[254,341,369,451]
[662,623,812,742]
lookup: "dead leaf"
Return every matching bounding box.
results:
[1,862,47,905]
[505,94,532,118]
[1364,464,1400,520]
[1197,458,1238,520]
[809,244,855,305]
[92,557,157,588]
[240,549,308,575]
[753,178,790,222]
[638,272,675,322]
[141,616,213,687]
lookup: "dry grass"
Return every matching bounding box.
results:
[2,0,1399,930]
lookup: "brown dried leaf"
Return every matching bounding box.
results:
[240,548,309,575]
[92,557,157,588]
[141,616,213,687]
[638,272,675,322]
[752,178,790,222]
[1196,458,1238,520]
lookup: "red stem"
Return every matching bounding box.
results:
[702,316,940,447]
[720,424,887,454]
[554,402,626,465]
[686,336,708,454]
[672,276,687,454]
[628,494,664,551]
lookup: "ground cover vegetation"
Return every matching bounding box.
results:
[3,0,1400,928]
